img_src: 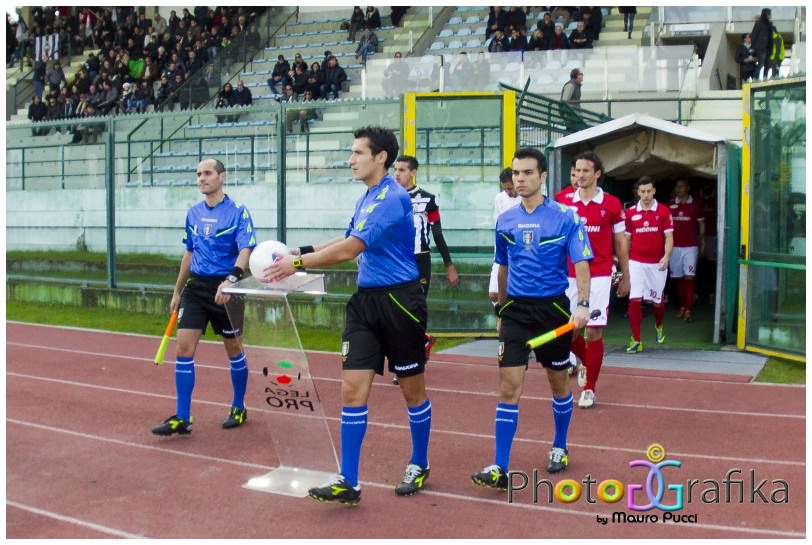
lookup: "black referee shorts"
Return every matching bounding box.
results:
[178,275,243,338]
[341,281,427,377]
[498,294,571,370]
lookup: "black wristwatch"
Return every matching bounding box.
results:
[577,300,590,308]
[226,274,240,283]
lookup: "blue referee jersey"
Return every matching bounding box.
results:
[345,174,418,288]
[495,197,592,297]
[183,195,256,277]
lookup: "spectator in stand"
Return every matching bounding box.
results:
[736,33,757,84]
[550,7,573,27]
[153,11,167,36]
[507,7,526,34]
[215,82,233,123]
[527,28,546,51]
[267,54,291,95]
[486,6,509,39]
[583,8,601,42]
[508,27,528,52]
[45,95,61,128]
[537,12,555,49]
[447,51,473,91]
[390,6,408,27]
[550,23,571,50]
[230,79,252,107]
[28,95,48,135]
[97,80,120,114]
[292,52,308,74]
[45,59,67,93]
[356,25,379,63]
[321,55,348,99]
[306,62,324,99]
[768,24,784,78]
[187,49,203,74]
[172,72,186,109]
[348,7,365,42]
[382,51,410,96]
[86,83,104,110]
[291,64,308,95]
[569,20,592,49]
[619,6,636,39]
[488,29,508,52]
[155,74,173,109]
[143,55,159,82]
[32,54,47,98]
[365,6,382,29]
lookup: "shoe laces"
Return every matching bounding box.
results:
[550,447,567,463]
[401,463,424,483]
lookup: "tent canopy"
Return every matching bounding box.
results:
[553,113,726,179]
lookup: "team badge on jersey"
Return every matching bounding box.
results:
[204,223,212,237]
[522,230,534,247]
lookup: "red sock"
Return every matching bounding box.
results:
[653,302,665,327]
[628,298,642,341]
[571,334,587,363]
[677,278,687,309]
[684,277,695,311]
[584,336,604,392]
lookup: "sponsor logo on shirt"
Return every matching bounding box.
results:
[394,362,419,371]
[632,214,642,221]
[585,225,602,233]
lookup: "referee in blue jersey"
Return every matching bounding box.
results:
[152,158,257,436]
[265,127,432,505]
[472,148,593,489]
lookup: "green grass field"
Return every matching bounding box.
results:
[7,299,804,383]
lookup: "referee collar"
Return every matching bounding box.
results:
[572,187,604,205]
[636,199,660,212]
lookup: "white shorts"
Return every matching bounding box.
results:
[566,276,611,327]
[669,246,699,278]
[488,262,500,294]
[629,260,668,303]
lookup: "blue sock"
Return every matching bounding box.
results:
[407,399,432,468]
[494,402,519,470]
[552,393,574,450]
[175,357,195,421]
[340,406,368,487]
[229,353,248,409]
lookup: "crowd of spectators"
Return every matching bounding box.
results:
[485,7,607,52]
[11,6,265,139]
[266,50,348,101]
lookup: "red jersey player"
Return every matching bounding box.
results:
[625,177,674,352]
[561,152,629,409]
[668,179,705,322]
[554,164,577,204]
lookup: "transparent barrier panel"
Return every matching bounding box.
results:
[223,274,338,497]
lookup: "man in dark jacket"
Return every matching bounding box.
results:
[267,54,291,94]
[28,95,48,135]
[735,33,757,84]
[750,8,773,80]
[320,55,347,99]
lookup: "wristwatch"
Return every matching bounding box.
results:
[226,274,240,283]
[577,300,590,308]
[292,257,304,270]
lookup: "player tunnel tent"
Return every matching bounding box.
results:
[547,113,734,344]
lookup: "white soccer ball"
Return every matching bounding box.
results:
[249,240,290,282]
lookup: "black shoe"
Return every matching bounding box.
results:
[151,415,192,436]
[546,447,569,473]
[471,464,508,490]
[308,475,361,506]
[222,406,247,429]
[395,463,430,496]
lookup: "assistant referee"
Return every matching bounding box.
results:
[151,158,256,436]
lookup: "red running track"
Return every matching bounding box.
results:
[6,322,806,538]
